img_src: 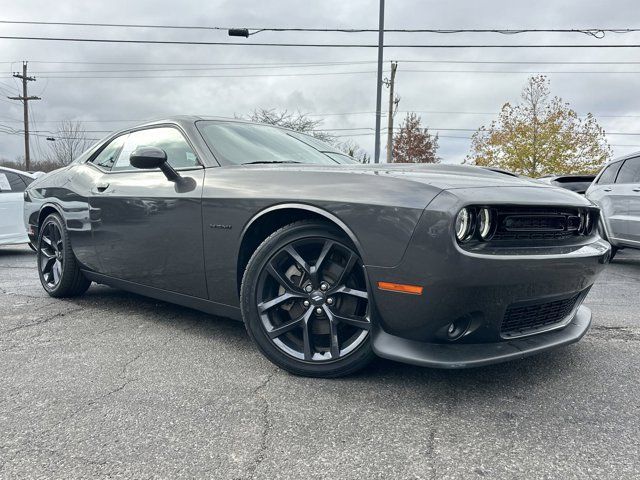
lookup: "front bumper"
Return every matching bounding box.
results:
[372,305,591,368]
[365,187,610,367]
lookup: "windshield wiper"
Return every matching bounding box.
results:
[242,160,302,165]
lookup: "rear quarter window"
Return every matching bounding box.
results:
[596,162,622,185]
[615,157,640,184]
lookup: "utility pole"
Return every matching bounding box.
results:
[373,0,385,163]
[384,61,398,163]
[8,61,40,171]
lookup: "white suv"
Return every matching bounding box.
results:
[0,166,37,247]
[586,154,640,258]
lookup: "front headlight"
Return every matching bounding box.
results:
[478,207,495,241]
[455,208,473,242]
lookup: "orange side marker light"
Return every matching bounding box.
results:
[377,282,423,295]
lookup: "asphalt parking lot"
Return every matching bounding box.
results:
[1,245,639,479]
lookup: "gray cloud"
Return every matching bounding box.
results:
[2,0,640,164]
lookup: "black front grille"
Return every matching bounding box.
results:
[492,207,586,242]
[501,293,581,338]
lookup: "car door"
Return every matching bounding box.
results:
[587,160,626,242]
[613,157,640,245]
[0,170,29,244]
[88,126,208,298]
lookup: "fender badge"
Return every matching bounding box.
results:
[210,224,233,230]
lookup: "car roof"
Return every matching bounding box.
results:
[603,150,640,168]
[117,115,263,130]
[0,166,36,178]
[109,115,319,137]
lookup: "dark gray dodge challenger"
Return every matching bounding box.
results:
[24,116,611,377]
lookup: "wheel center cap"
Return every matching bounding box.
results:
[309,291,325,306]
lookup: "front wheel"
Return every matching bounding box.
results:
[241,221,375,378]
[37,213,91,297]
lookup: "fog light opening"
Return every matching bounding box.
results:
[446,316,471,341]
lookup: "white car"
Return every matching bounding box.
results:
[0,166,37,247]
[586,154,640,258]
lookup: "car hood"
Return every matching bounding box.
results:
[244,163,546,190]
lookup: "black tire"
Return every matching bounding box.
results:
[28,242,37,252]
[37,213,91,297]
[240,220,375,378]
[610,246,619,261]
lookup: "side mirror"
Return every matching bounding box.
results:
[130,146,181,182]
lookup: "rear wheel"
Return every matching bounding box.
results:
[241,221,375,377]
[37,213,91,297]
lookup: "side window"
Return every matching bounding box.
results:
[20,174,34,188]
[112,127,198,172]
[615,157,640,184]
[90,134,128,170]
[0,171,27,192]
[597,162,622,185]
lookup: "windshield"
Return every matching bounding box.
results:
[196,120,356,166]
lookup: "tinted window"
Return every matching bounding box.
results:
[554,181,592,193]
[597,162,622,185]
[0,171,27,192]
[20,174,34,187]
[616,157,640,184]
[112,127,198,171]
[91,134,128,170]
[197,121,353,165]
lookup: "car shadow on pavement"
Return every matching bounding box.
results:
[73,284,585,397]
[0,246,35,257]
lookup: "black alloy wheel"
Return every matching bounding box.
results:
[37,213,91,297]
[241,221,375,377]
[39,220,64,289]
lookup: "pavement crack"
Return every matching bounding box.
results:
[2,307,84,334]
[245,370,277,480]
[589,324,640,342]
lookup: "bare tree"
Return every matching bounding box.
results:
[337,139,371,163]
[245,108,335,143]
[46,120,93,167]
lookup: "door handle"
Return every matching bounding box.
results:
[92,183,110,194]
[633,188,640,192]
[603,188,612,192]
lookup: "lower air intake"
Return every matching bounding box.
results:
[500,292,582,338]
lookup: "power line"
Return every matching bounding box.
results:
[0,129,100,141]
[28,63,379,73]
[9,67,640,81]
[0,70,380,79]
[24,60,379,66]
[401,110,640,119]
[395,59,640,65]
[331,127,640,136]
[2,20,640,38]
[2,108,640,123]
[16,69,640,79]
[14,59,640,66]
[25,63,640,74]
[7,35,640,48]
[0,109,637,123]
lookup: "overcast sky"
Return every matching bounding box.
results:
[2,0,640,164]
